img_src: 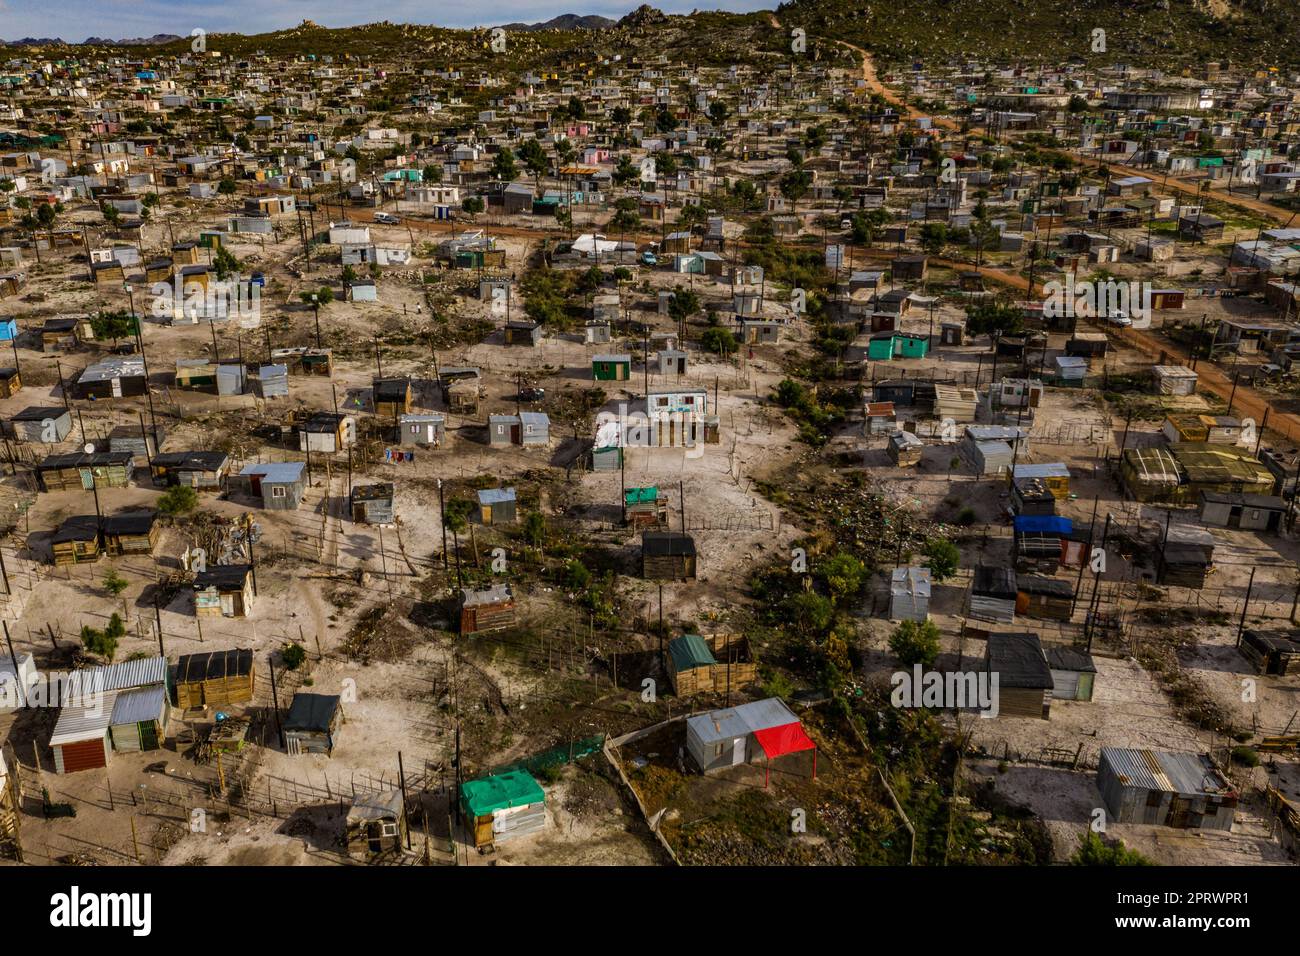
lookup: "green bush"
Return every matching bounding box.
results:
[888,619,941,668]
[158,484,199,516]
[282,643,307,670]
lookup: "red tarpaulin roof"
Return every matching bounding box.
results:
[752,722,816,761]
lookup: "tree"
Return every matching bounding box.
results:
[81,613,125,661]
[90,310,138,346]
[213,245,241,281]
[779,169,812,212]
[281,643,307,670]
[522,511,546,547]
[924,538,961,582]
[217,177,237,195]
[889,619,941,668]
[492,146,518,182]
[667,288,700,328]
[519,138,549,189]
[1070,832,1153,866]
[700,326,736,357]
[965,297,1024,339]
[158,484,199,516]
[462,196,485,216]
[300,286,334,306]
[918,222,948,255]
[819,552,867,604]
[102,568,130,619]
[707,100,729,127]
[567,96,586,120]
[422,163,443,184]
[443,498,473,534]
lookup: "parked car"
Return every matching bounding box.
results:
[374,212,401,225]
[641,251,658,266]
[1106,310,1133,328]
[517,386,546,403]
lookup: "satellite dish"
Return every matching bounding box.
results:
[83,442,95,454]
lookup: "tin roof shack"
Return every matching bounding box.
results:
[985,632,1053,719]
[642,531,697,581]
[398,413,445,448]
[460,771,546,850]
[150,451,229,490]
[283,692,344,756]
[887,430,924,467]
[1097,747,1237,830]
[237,462,306,510]
[503,320,542,347]
[592,354,632,381]
[439,367,482,413]
[373,377,413,419]
[1064,332,1108,358]
[108,423,164,462]
[1239,629,1300,676]
[37,451,134,492]
[108,685,169,753]
[173,649,255,710]
[351,483,395,525]
[1172,444,1274,501]
[1156,525,1216,587]
[0,652,36,714]
[51,692,115,773]
[298,412,354,454]
[346,790,407,860]
[666,633,757,696]
[624,486,668,528]
[193,564,255,618]
[1046,645,1096,701]
[271,347,333,377]
[5,406,72,443]
[1153,365,1198,397]
[1012,463,1069,499]
[477,487,517,525]
[460,584,516,636]
[685,698,817,785]
[1199,492,1286,532]
[1120,447,1182,502]
[960,426,1028,477]
[969,565,1018,625]
[1162,414,1241,446]
[889,566,932,622]
[863,401,897,435]
[1016,575,1074,621]
[70,356,148,399]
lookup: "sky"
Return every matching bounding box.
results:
[0,0,773,41]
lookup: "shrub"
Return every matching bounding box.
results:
[888,619,941,668]
[282,643,307,670]
[1069,832,1153,866]
[158,484,199,516]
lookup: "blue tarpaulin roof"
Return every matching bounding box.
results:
[1014,515,1073,534]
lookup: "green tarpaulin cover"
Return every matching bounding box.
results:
[461,770,545,817]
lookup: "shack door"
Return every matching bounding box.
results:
[139,720,159,751]
[510,425,521,444]
[220,591,236,616]
[111,376,123,398]
[676,357,686,374]
[731,737,745,766]
[248,475,262,497]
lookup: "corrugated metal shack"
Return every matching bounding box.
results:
[889,566,932,621]
[350,482,395,525]
[1097,748,1237,830]
[108,685,168,753]
[1014,515,1072,572]
[887,429,923,466]
[1121,447,1182,502]
[460,771,546,849]
[237,462,306,510]
[399,413,445,447]
[477,487,517,525]
[283,692,344,756]
[1199,492,1286,532]
[624,486,667,528]
[346,790,407,859]
[1045,645,1096,701]
[969,565,1018,624]
[985,632,1053,719]
[5,406,71,443]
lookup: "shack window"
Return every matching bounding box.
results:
[271,486,286,498]
[381,822,398,837]
[714,743,723,758]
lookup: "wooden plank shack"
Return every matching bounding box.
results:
[36,451,134,492]
[460,584,516,636]
[173,648,256,709]
[666,633,757,695]
[641,531,697,581]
